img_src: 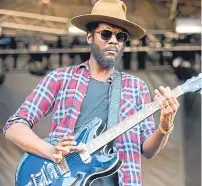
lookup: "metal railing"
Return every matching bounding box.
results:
[0,45,200,55]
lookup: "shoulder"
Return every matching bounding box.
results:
[53,62,88,78]
[55,65,77,75]
[46,65,78,81]
[121,72,148,89]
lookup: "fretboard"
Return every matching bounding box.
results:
[86,86,183,154]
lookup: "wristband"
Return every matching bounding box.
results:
[158,124,174,135]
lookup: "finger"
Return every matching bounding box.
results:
[52,153,63,159]
[166,97,179,112]
[154,89,164,98]
[61,136,75,142]
[60,141,77,146]
[167,99,177,111]
[163,105,173,114]
[154,89,168,107]
[56,145,85,154]
[52,153,63,162]
[154,88,168,98]
[154,93,164,107]
[70,146,85,153]
[58,151,63,158]
[159,86,166,92]
[173,98,180,107]
[55,146,71,154]
[159,86,173,98]
[159,86,167,95]
[154,88,161,95]
[157,87,177,109]
[163,88,178,111]
[163,100,179,116]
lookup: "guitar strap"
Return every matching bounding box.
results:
[107,70,122,130]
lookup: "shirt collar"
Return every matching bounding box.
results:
[78,61,115,83]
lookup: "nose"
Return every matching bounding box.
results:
[108,33,118,44]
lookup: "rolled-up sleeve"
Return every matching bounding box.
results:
[140,116,155,145]
[3,70,59,134]
[136,81,156,145]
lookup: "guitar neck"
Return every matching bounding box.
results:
[86,86,183,154]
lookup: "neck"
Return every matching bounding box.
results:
[88,55,114,82]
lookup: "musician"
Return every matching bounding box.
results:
[3,0,179,185]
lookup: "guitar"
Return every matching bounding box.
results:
[16,74,202,186]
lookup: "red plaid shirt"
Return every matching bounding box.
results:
[4,61,155,186]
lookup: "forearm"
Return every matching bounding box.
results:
[141,84,179,159]
[142,127,170,159]
[5,123,55,160]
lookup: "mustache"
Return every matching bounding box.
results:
[103,46,119,52]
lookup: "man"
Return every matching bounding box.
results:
[3,0,179,185]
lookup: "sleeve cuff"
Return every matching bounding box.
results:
[3,117,33,135]
[140,128,156,145]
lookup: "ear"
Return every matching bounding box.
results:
[86,32,93,44]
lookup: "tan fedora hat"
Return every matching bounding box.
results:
[71,0,145,40]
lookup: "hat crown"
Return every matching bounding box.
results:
[70,0,145,39]
[91,0,127,20]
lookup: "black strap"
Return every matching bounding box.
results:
[107,71,122,129]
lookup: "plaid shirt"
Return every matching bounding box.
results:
[4,61,155,186]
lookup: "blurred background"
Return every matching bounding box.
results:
[0,0,201,186]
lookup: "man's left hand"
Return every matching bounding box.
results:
[154,86,180,131]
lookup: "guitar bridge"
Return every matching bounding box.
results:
[57,159,70,177]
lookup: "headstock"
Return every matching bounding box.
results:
[180,73,202,94]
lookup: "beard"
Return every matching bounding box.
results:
[90,42,124,69]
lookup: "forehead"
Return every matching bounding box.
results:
[97,23,124,32]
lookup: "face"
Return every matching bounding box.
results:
[87,23,128,69]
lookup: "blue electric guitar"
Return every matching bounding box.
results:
[16,74,202,186]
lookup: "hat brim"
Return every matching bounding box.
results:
[71,14,145,40]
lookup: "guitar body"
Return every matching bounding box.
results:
[16,117,122,186]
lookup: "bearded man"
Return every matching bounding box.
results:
[4,0,179,185]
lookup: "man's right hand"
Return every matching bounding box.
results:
[51,136,84,163]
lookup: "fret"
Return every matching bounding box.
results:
[147,104,154,111]
[172,86,183,98]
[137,109,146,120]
[142,107,150,118]
[137,112,143,119]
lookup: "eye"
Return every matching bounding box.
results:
[117,32,128,43]
[100,30,113,40]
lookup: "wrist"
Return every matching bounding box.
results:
[158,124,174,135]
